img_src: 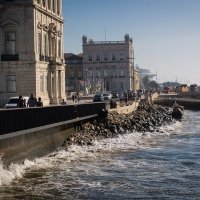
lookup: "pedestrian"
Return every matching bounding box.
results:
[74,93,77,103]
[17,95,24,108]
[36,97,43,107]
[124,92,128,105]
[72,94,75,102]
[23,99,27,107]
[27,93,37,107]
[76,92,79,102]
[61,98,67,105]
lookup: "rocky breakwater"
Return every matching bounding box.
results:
[64,104,173,146]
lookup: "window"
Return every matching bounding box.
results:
[104,53,108,61]
[5,32,16,55]
[112,53,116,61]
[40,75,44,92]
[58,40,61,57]
[52,0,55,12]
[43,34,47,56]
[120,53,124,60]
[48,0,51,9]
[5,75,16,93]
[119,69,124,77]
[96,54,100,61]
[88,55,92,61]
[38,33,42,54]
[42,0,46,7]
[57,0,60,15]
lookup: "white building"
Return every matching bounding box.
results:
[0,0,65,105]
[82,34,135,93]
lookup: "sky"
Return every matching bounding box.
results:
[63,0,200,85]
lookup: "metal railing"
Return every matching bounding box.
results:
[0,102,106,135]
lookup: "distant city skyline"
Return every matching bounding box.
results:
[63,0,200,85]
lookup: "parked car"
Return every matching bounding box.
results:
[4,96,29,108]
[112,92,119,99]
[102,92,112,100]
[93,94,104,102]
[118,92,125,101]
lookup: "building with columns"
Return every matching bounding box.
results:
[82,34,138,93]
[0,0,65,105]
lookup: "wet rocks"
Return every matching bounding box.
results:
[64,104,173,146]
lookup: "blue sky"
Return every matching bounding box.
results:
[63,0,200,84]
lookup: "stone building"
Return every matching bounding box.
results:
[0,0,65,105]
[82,34,138,93]
[133,68,140,91]
[64,53,84,93]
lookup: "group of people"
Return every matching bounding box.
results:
[18,94,43,108]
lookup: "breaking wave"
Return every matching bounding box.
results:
[0,120,182,186]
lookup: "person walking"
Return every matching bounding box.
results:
[17,95,25,108]
[72,94,75,102]
[76,92,79,102]
[27,93,37,107]
[36,97,43,107]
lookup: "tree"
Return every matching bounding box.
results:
[142,75,150,89]
[148,80,158,90]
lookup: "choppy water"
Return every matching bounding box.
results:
[1,110,200,199]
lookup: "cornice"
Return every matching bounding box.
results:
[34,5,64,23]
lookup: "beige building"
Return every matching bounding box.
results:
[133,68,140,91]
[82,34,137,93]
[0,0,65,105]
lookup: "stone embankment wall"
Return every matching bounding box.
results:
[110,100,139,114]
[65,103,173,146]
[154,97,200,110]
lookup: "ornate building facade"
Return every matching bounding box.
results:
[0,0,65,105]
[82,34,138,93]
[64,53,84,93]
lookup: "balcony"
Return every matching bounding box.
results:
[1,54,19,61]
[49,57,64,65]
[39,55,50,62]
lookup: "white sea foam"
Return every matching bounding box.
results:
[0,160,25,186]
[0,121,182,186]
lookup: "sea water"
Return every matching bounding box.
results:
[0,110,200,199]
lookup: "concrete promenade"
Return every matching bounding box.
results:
[155,94,200,110]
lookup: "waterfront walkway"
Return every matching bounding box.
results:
[155,94,200,110]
